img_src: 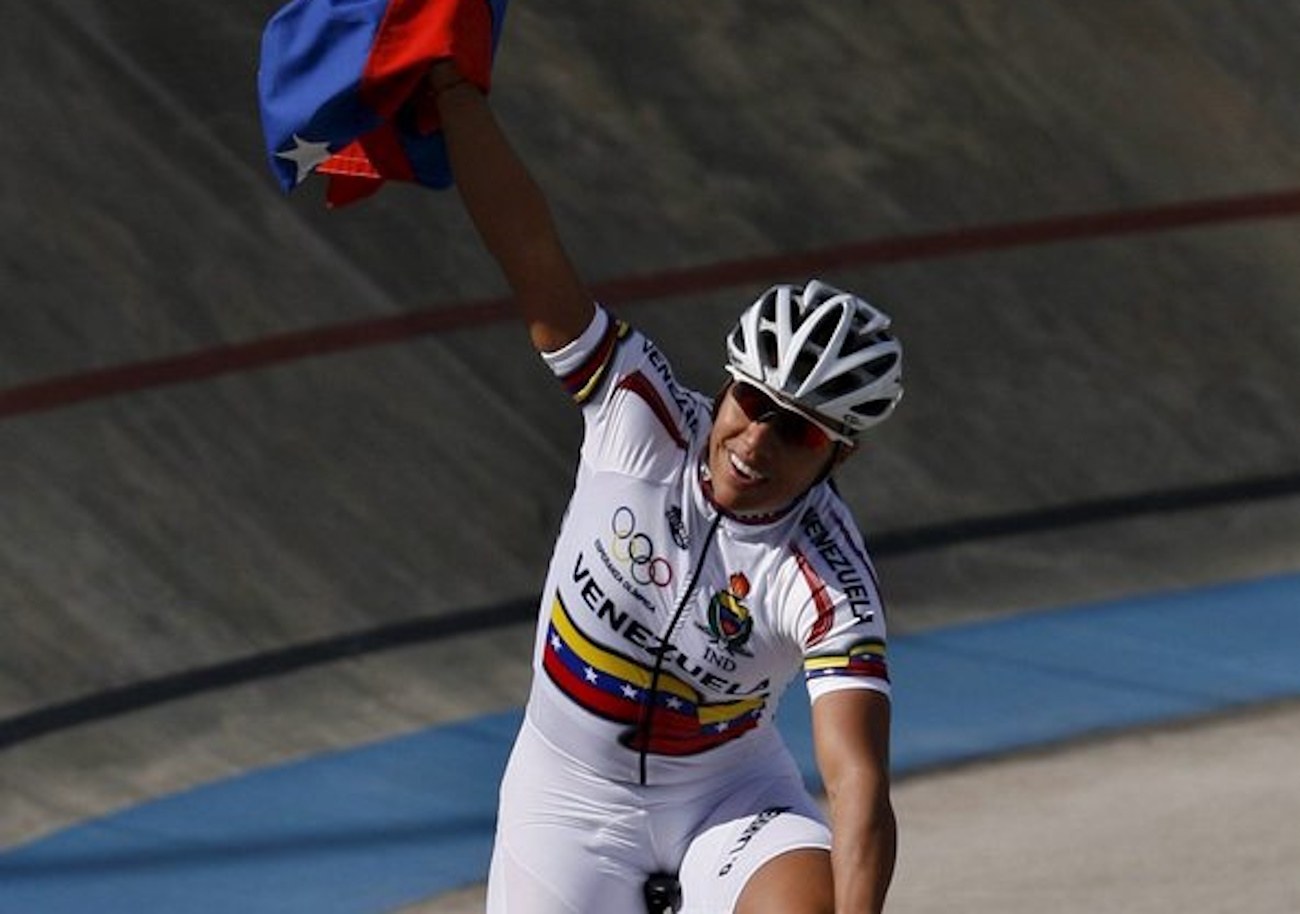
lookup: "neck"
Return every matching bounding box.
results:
[697,457,801,526]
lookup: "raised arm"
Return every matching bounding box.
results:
[428,61,595,352]
[812,688,897,913]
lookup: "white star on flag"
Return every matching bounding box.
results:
[621,684,639,700]
[584,666,598,683]
[665,696,683,710]
[275,134,333,186]
[550,634,563,652]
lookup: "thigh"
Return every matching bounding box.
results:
[676,777,830,914]
[487,831,646,914]
[486,722,648,914]
[733,847,833,914]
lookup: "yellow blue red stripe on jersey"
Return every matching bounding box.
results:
[559,317,630,405]
[542,594,767,755]
[804,639,889,684]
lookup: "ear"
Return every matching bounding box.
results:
[833,441,858,467]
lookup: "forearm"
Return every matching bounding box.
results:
[827,766,897,913]
[431,68,591,351]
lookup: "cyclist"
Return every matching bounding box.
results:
[427,59,902,913]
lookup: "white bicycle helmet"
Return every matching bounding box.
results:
[725,280,903,435]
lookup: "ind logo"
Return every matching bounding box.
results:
[699,572,754,660]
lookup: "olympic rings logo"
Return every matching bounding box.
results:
[610,507,674,588]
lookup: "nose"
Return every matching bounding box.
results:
[738,414,782,452]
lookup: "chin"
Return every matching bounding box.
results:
[710,485,741,512]
[720,487,778,516]
[711,484,748,514]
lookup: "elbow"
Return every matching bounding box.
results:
[825,763,897,851]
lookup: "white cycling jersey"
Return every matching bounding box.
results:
[487,306,893,911]
[527,305,891,787]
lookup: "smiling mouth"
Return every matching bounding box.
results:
[728,450,767,483]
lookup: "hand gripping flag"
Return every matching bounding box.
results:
[258,0,509,207]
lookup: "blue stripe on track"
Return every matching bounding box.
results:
[3,572,1298,913]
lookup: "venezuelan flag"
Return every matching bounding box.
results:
[258,0,509,206]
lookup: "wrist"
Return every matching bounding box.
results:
[425,59,473,99]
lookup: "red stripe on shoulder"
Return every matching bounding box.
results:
[616,372,689,450]
[794,546,836,646]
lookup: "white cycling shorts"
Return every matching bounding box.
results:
[486,718,830,913]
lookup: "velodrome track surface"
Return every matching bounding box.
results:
[4,575,1300,912]
[3,1,1300,912]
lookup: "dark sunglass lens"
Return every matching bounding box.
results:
[732,383,770,420]
[733,383,828,449]
[777,412,827,449]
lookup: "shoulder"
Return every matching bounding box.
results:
[782,490,883,637]
[791,489,876,582]
[546,308,712,474]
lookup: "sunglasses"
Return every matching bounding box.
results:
[727,379,854,449]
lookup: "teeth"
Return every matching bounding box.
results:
[730,452,764,481]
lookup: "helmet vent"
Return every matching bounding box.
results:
[820,372,861,400]
[861,351,899,380]
[842,329,889,357]
[792,351,818,385]
[759,329,780,368]
[807,316,836,349]
[854,399,892,419]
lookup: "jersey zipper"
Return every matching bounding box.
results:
[637,510,724,785]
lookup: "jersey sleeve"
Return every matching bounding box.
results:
[786,502,891,703]
[540,305,628,406]
[541,306,709,479]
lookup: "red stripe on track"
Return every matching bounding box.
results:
[0,298,513,419]
[4,188,1299,420]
